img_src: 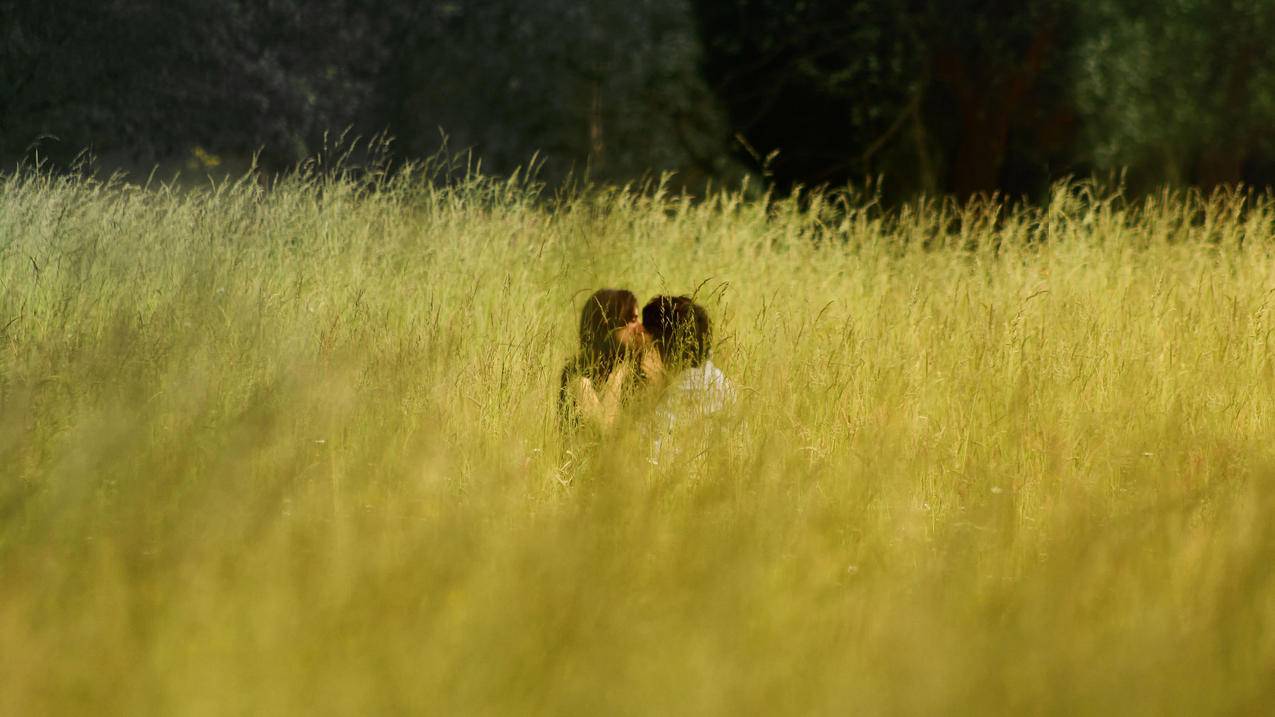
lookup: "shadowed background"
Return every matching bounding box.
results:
[5,0,1275,198]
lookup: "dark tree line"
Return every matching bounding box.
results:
[3,0,1274,199]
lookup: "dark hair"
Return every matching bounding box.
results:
[641,295,711,368]
[574,288,639,377]
[559,288,640,427]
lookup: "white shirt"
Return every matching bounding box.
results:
[650,360,736,465]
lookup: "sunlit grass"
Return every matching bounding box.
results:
[2,164,1274,714]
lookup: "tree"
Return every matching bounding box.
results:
[690,0,1082,199]
[690,0,922,192]
[919,0,1078,197]
[2,0,736,186]
[1074,0,1275,190]
[382,0,736,185]
[1,0,401,170]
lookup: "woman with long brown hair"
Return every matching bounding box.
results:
[558,288,654,431]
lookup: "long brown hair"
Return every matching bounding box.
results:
[559,288,641,426]
[572,288,639,378]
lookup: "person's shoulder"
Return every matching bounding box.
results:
[702,360,733,387]
[709,363,737,405]
[678,360,734,413]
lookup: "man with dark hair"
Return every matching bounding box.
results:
[641,295,735,464]
[641,295,712,369]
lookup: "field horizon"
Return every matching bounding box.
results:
[2,164,1274,714]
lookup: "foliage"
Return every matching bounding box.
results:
[689,0,921,188]
[4,0,1275,195]
[3,166,1275,712]
[1075,0,1275,189]
[1,0,404,167]
[691,0,1079,198]
[0,0,733,183]
[383,0,735,184]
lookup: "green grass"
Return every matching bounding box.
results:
[2,165,1274,714]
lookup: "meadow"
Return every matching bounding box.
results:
[2,162,1274,715]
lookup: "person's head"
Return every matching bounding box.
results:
[578,288,644,367]
[641,295,711,368]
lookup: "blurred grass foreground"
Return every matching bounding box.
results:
[2,162,1274,715]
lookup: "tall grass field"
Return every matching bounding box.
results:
[2,164,1274,714]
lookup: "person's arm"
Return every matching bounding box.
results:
[595,361,631,427]
[569,366,629,431]
[639,345,667,390]
[571,376,605,427]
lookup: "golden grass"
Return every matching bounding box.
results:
[2,167,1274,714]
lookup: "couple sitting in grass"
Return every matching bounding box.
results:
[559,288,735,463]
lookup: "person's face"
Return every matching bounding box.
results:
[613,305,647,350]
